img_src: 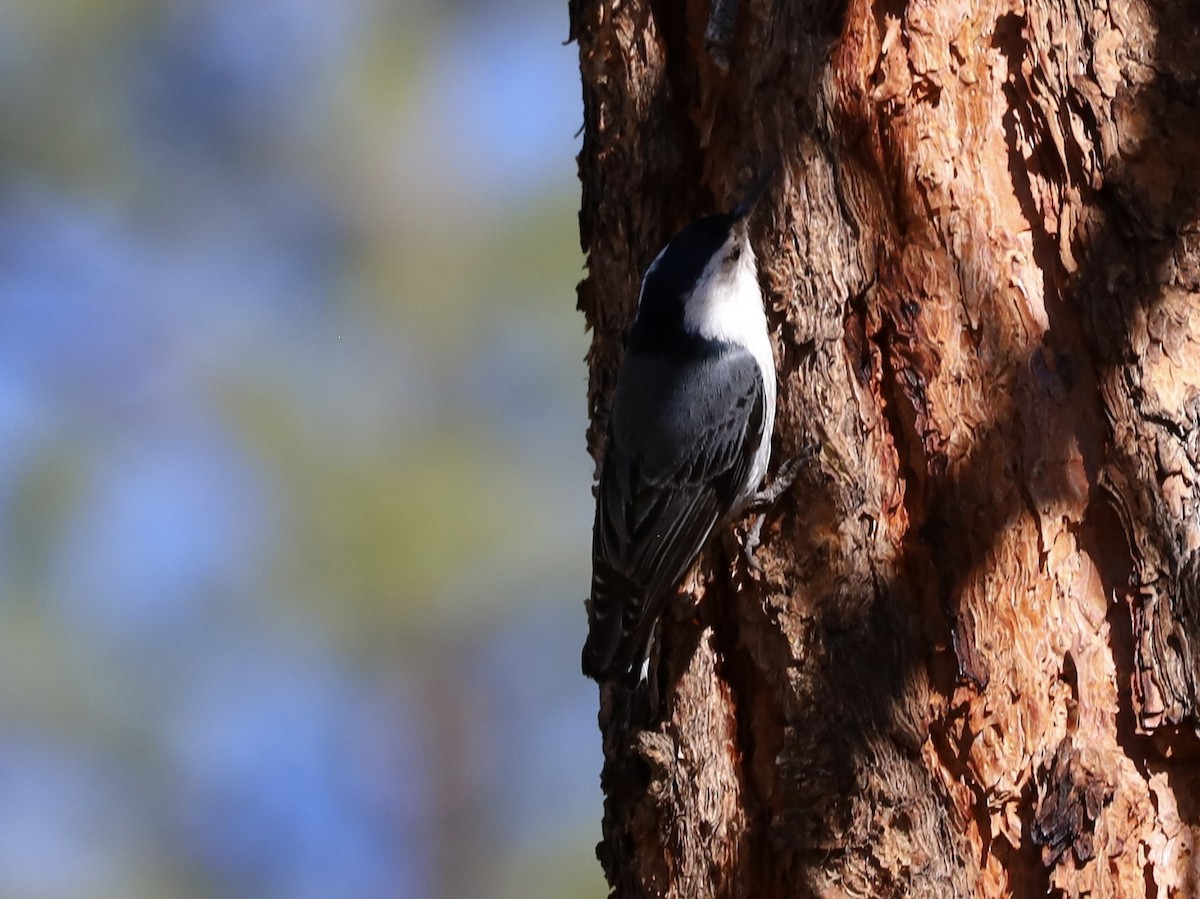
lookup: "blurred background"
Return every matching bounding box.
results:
[0,0,601,897]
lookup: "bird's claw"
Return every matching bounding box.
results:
[740,441,821,574]
[742,515,766,574]
[748,441,821,511]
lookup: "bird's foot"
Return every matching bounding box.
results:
[741,441,821,574]
[748,441,821,511]
[741,514,767,574]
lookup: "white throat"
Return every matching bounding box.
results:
[683,241,776,504]
[683,246,772,369]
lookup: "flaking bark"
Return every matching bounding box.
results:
[573,0,1200,895]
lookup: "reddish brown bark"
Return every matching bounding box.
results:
[573,0,1200,895]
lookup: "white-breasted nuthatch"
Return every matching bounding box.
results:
[583,184,792,684]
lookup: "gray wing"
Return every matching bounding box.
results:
[582,347,766,682]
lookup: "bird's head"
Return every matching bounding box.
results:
[632,193,764,350]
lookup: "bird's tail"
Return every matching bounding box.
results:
[582,565,656,684]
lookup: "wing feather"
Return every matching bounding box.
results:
[582,345,767,681]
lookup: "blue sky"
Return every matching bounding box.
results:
[0,1,601,897]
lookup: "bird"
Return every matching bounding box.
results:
[582,185,788,684]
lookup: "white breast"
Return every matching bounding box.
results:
[683,244,776,505]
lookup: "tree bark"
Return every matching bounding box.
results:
[572,0,1200,896]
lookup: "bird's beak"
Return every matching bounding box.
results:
[732,163,776,222]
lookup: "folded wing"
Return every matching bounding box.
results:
[583,346,766,682]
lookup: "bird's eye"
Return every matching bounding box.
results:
[727,246,742,264]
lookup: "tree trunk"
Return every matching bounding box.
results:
[572,0,1200,896]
